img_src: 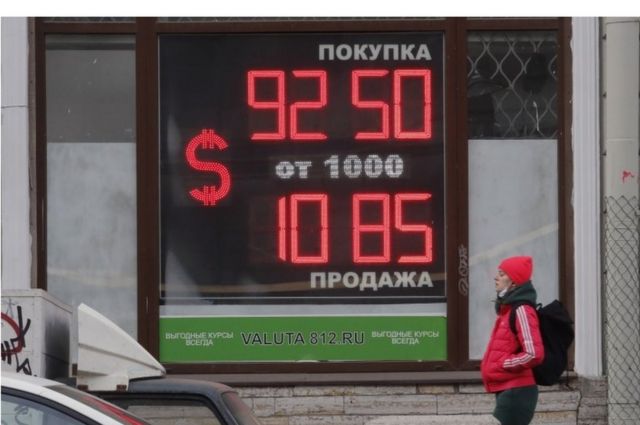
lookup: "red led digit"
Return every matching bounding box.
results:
[278,196,287,261]
[353,193,391,263]
[393,69,432,140]
[395,193,433,263]
[290,194,329,264]
[247,70,285,141]
[290,70,328,141]
[352,70,390,140]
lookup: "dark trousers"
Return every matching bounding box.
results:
[493,385,538,425]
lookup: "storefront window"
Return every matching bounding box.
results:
[36,19,569,372]
[45,35,137,339]
[467,31,560,359]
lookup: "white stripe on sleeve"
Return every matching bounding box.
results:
[503,305,536,368]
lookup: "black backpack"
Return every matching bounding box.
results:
[509,299,574,386]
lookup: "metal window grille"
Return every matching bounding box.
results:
[467,31,558,139]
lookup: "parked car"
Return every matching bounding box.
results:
[71,303,263,425]
[93,377,262,425]
[1,372,151,425]
[3,304,263,425]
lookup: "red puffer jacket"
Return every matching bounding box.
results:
[481,290,544,393]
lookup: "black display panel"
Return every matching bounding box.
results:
[159,32,445,304]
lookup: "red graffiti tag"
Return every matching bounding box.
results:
[1,313,24,354]
[622,170,636,183]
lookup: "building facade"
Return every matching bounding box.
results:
[2,17,638,424]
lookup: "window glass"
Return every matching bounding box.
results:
[51,386,152,425]
[105,397,223,425]
[467,31,558,139]
[222,392,263,425]
[1,392,86,425]
[467,31,560,360]
[45,35,137,348]
[468,139,559,359]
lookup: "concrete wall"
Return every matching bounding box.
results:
[1,17,32,291]
[601,17,640,425]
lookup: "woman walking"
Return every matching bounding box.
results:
[481,256,544,425]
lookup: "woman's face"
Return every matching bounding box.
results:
[494,269,513,293]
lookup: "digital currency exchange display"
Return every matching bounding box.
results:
[159,32,447,362]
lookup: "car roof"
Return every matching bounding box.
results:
[96,377,236,411]
[128,377,234,395]
[97,377,254,425]
[2,372,150,425]
[2,371,64,392]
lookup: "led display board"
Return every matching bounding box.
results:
[159,32,445,306]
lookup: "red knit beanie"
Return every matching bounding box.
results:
[499,256,533,285]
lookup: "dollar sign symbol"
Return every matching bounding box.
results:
[185,129,231,206]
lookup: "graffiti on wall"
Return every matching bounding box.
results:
[2,301,33,375]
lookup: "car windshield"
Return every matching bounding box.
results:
[51,385,152,425]
[222,392,263,425]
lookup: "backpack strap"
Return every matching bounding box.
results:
[508,300,537,335]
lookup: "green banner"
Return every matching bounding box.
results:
[159,315,446,362]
